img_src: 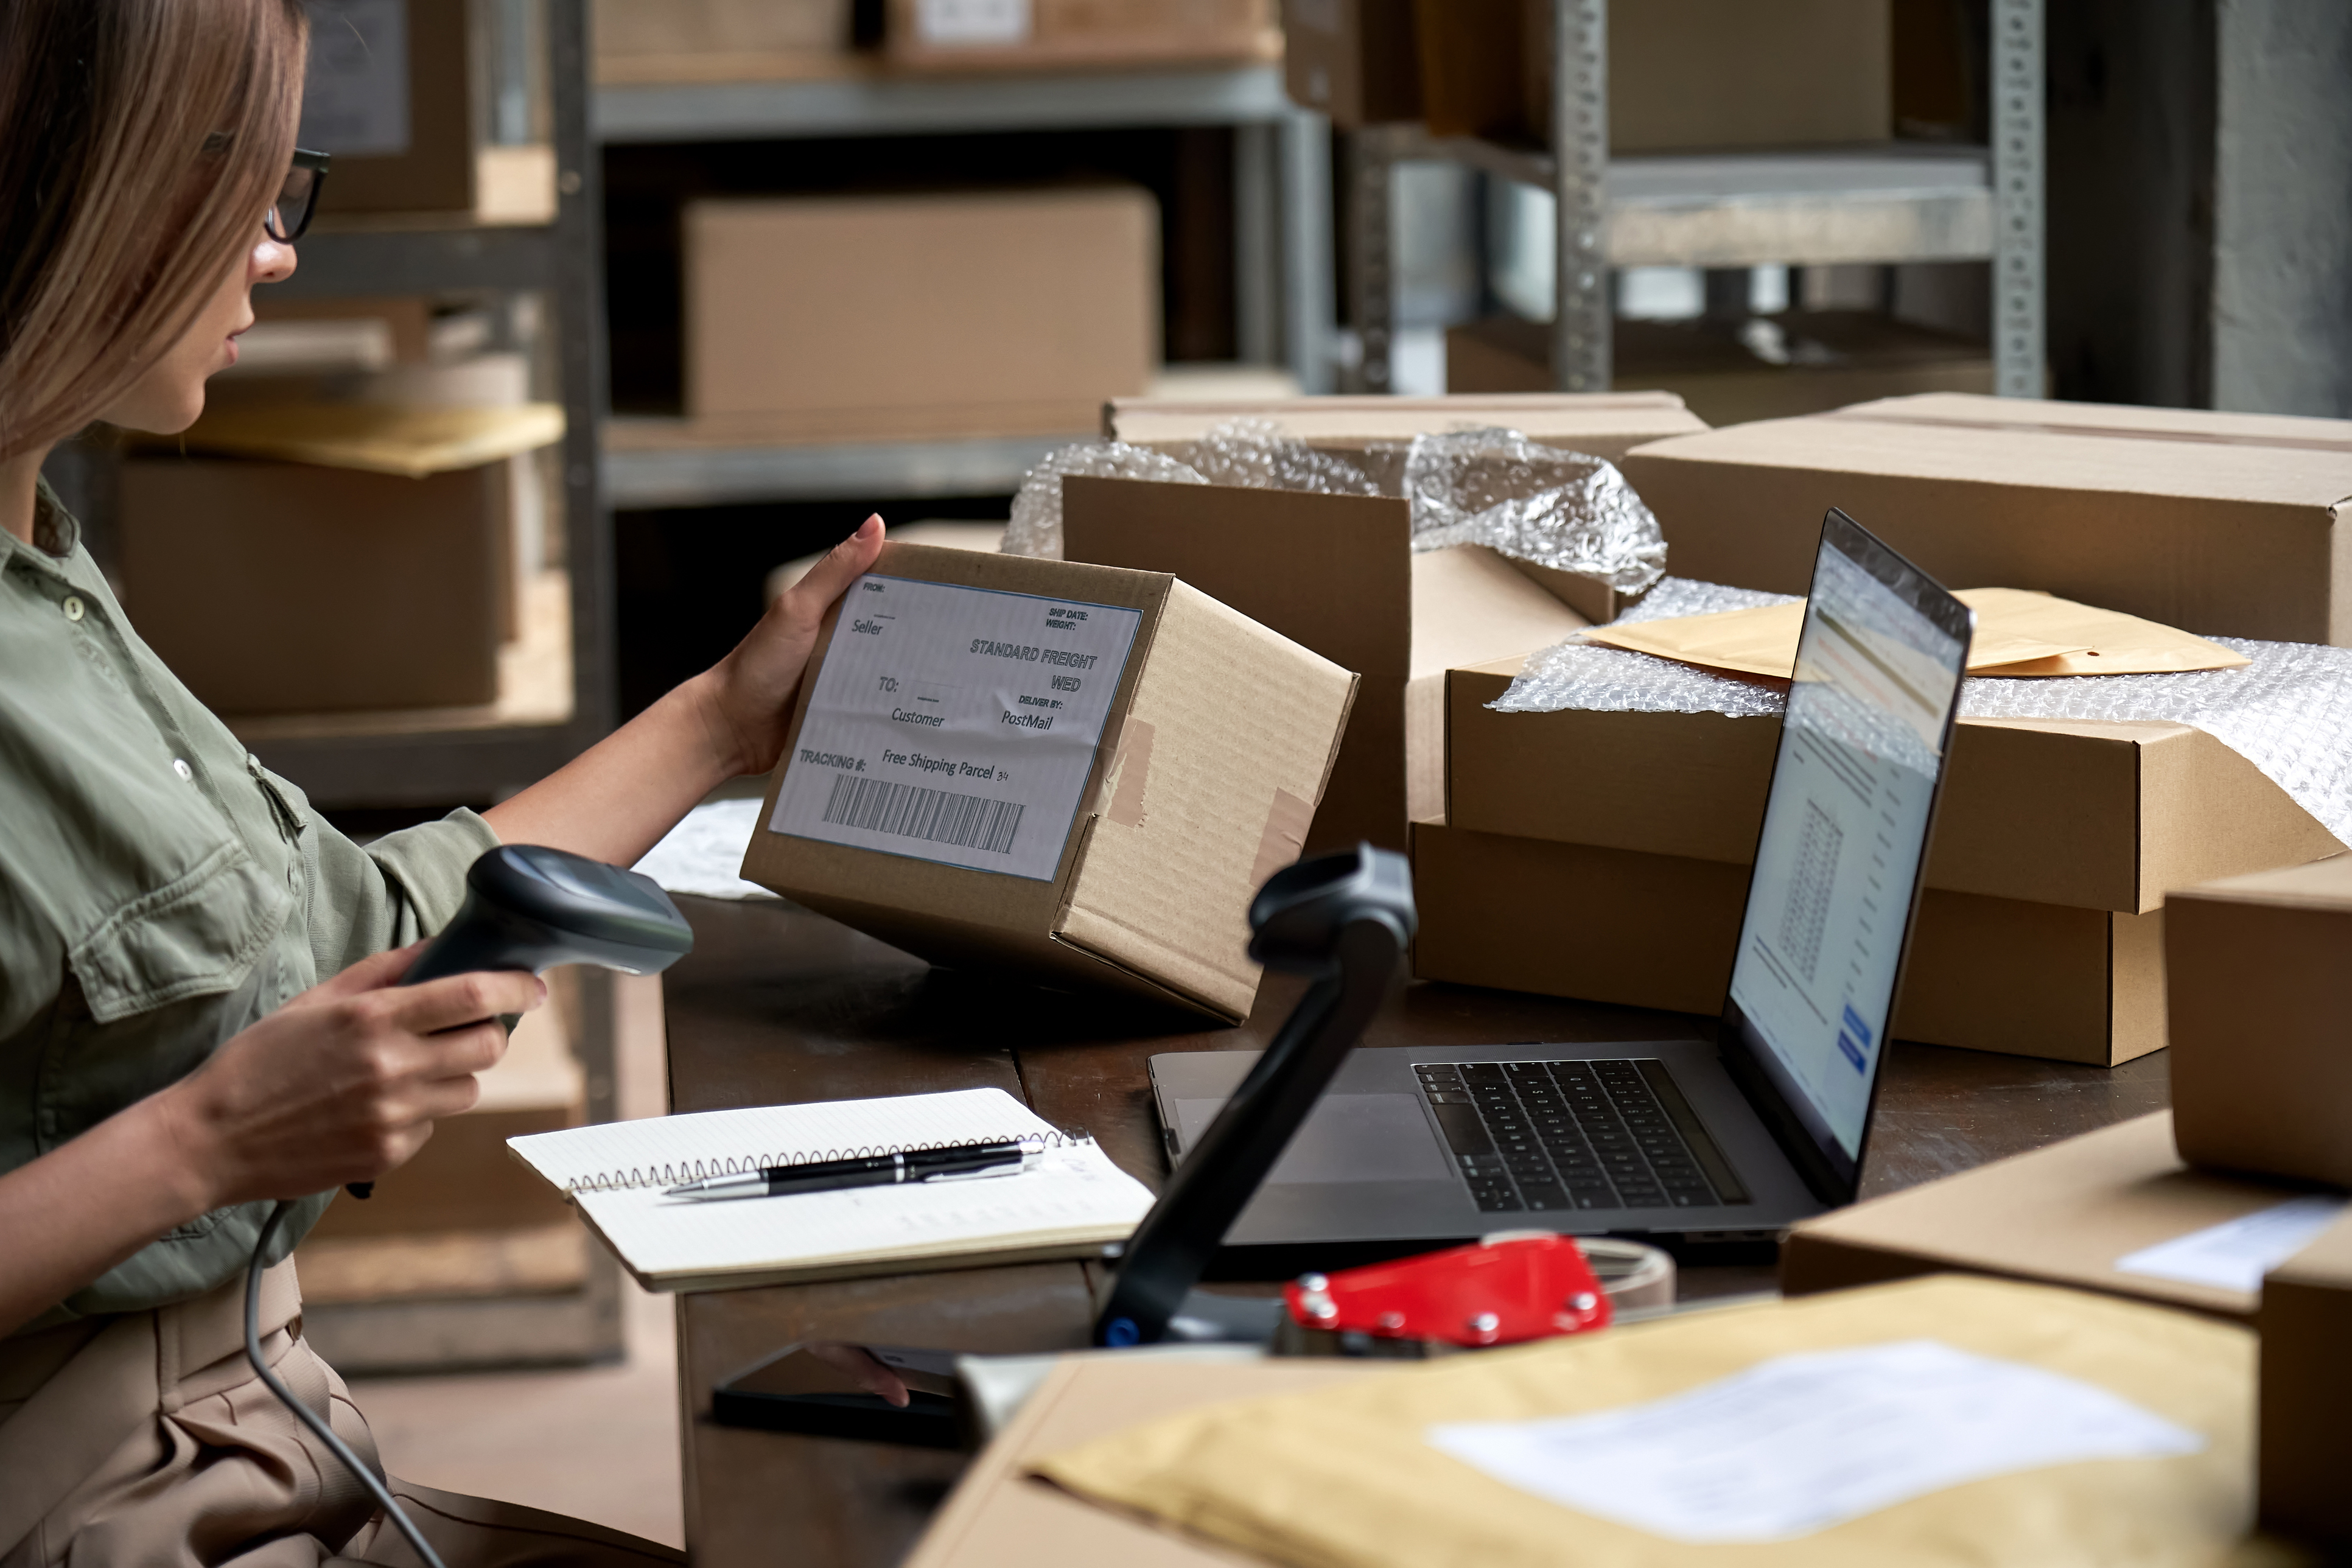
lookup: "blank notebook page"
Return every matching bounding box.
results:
[508,1087,1155,1288]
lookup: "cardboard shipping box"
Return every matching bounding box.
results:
[594,0,852,84]
[1062,477,1589,857]
[1446,657,2342,915]
[886,0,1275,72]
[1448,312,1994,429]
[686,187,1158,444]
[1411,820,2166,1065]
[1622,393,2352,644]
[740,544,1356,1024]
[2259,1210,2352,1548]
[1284,0,1423,128]
[1778,1110,2336,1321]
[2170,855,2352,1187]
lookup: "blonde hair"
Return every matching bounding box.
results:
[0,0,308,461]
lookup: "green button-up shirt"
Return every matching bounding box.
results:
[2,479,497,1332]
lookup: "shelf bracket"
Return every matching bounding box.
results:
[1551,0,1611,392]
[1992,0,2045,399]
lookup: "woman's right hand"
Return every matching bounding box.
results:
[152,944,548,1212]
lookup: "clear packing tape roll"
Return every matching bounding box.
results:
[1497,577,2352,849]
[1001,419,1669,596]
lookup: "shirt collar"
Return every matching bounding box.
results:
[31,475,80,558]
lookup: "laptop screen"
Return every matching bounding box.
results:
[1719,510,1972,1200]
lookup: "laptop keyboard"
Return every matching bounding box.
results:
[1416,1059,1751,1213]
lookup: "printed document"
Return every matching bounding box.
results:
[2114,1194,2350,1295]
[769,574,1141,881]
[1426,1339,2202,1543]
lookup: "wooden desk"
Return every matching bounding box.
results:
[663,896,2170,1567]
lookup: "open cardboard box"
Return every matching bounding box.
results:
[2260,1209,2352,1547]
[1062,477,1592,856]
[1621,393,2352,644]
[1410,820,2167,1065]
[1446,656,2342,915]
[740,544,1356,1023]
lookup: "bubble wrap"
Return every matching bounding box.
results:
[1493,578,1796,719]
[999,420,1668,598]
[1404,427,1669,594]
[1001,440,1203,558]
[1496,581,2352,848]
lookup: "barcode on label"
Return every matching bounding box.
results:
[822,774,1025,855]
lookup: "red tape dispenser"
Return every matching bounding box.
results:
[1276,1233,1667,1359]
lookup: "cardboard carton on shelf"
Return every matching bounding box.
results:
[1410,819,2165,1065]
[298,0,555,223]
[885,0,1276,72]
[2169,855,2352,1187]
[2259,1211,2352,1549]
[1621,393,2352,644]
[1411,0,1889,151]
[593,0,855,85]
[1284,0,1423,128]
[683,186,1158,446]
[740,544,1356,1024]
[1444,656,2342,915]
[1778,1110,2342,1322]
[1062,477,1591,857]
[121,402,565,717]
[1447,313,1995,429]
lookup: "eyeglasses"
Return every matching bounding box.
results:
[265,149,331,244]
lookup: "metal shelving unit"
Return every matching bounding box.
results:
[594,63,1335,509]
[1346,0,2045,398]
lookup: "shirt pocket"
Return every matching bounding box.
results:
[66,838,295,1024]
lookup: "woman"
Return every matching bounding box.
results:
[0,2,884,1561]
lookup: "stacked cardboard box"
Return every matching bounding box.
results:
[884,0,1276,73]
[1416,651,2342,1065]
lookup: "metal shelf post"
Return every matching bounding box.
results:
[1993,0,2046,398]
[1550,0,1611,392]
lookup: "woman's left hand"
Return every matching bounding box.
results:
[691,514,887,778]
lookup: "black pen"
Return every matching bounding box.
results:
[663,1138,1046,1201]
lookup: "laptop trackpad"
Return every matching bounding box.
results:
[1174,1094,1453,1185]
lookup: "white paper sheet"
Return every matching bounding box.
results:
[2113,1195,2350,1295]
[1425,1339,2202,1544]
[633,798,777,901]
[766,574,1140,883]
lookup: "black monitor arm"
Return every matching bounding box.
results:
[1092,845,1416,1348]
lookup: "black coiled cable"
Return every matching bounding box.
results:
[245,1199,448,1568]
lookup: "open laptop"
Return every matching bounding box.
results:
[1149,509,1976,1255]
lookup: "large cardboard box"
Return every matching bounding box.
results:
[2259,1211,2352,1547]
[1446,657,2343,915]
[686,188,1158,444]
[886,0,1275,72]
[1062,478,1590,857]
[594,0,852,84]
[1284,0,1423,128]
[2169,855,2352,1186]
[121,458,508,714]
[740,544,1356,1024]
[1779,1111,2316,1320]
[1448,313,1993,429]
[1410,820,2167,1065]
[1412,0,1889,151]
[1621,394,2352,645]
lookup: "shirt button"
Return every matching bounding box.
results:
[61,595,83,622]
[172,758,193,781]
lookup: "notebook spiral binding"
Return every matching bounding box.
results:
[564,1129,1094,1194]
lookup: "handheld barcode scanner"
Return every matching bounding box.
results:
[713,845,1415,1445]
[248,845,695,1568]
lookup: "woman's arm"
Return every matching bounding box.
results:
[483,516,886,864]
[0,947,545,1340]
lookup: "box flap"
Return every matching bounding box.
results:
[163,401,565,477]
[2173,850,2352,912]
[1058,581,1358,1024]
[1105,391,1704,460]
[1781,1111,2306,1318]
[1409,545,1590,681]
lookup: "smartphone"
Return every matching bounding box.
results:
[711,1342,965,1449]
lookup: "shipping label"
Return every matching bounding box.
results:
[768,575,1142,882]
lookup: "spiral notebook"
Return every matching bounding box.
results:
[507,1088,1157,1292]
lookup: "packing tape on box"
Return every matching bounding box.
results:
[1496,576,2352,848]
[1003,419,1668,597]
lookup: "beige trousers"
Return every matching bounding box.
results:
[0,1265,681,1568]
